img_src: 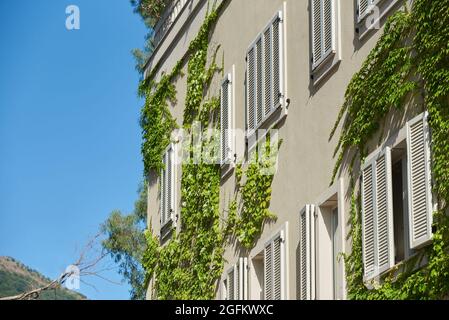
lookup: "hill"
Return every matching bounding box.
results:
[0,256,86,300]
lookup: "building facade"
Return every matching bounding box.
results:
[145,0,434,300]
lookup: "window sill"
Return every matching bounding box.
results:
[160,219,174,242]
[363,248,430,288]
[221,162,235,180]
[311,51,340,87]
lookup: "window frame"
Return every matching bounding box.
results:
[360,112,433,283]
[309,0,341,86]
[248,222,289,300]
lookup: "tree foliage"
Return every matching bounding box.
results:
[101,183,148,300]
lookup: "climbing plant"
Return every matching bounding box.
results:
[139,2,225,300]
[226,138,280,249]
[331,0,449,299]
[139,0,279,299]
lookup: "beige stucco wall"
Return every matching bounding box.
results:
[146,0,413,300]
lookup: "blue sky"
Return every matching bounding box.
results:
[0,1,148,299]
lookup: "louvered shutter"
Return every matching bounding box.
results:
[160,145,175,226]
[264,11,283,117]
[361,159,376,279]
[220,74,231,165]
[311,0,322,66]
[299,205,315,300]
[227,267,235,300]
[323,0,334,56]
[264,241,273,300]
[407,112,433,249]
[160,154,167,225]
[263,26,272,117]
[166,146,174,223]
[311,0,335,68]
[273,235,282,300]
[247,47,256,132]
[362,148,394,279]
[264,230,285,300]
[256,38,263,126]
[357,0,369,20]
[375,148,394,274]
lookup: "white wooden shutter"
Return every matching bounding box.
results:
[160,154,167,225]
[263,11,283,118]
[299,204,315,300]
[247,9,284,134]
[227,267,235,300]
[311,0,323,66]
[357,0,369,20]
[234,263,240,300]
[272,12,283,110]
[407,112,433,249]
[323,0,334,57]
[361,147,394,280]
[311,0,335,69]
[220,74,232,165]
[167,146,174,222]
[247,47,256,132]
[264,230,285,300]
[375,148,394,275]
[361,161,376,279]
[273,234,282,300]
[256,38,263,126]
[264,241,273,300]
[160,145,175,227]
[263,26,273,117]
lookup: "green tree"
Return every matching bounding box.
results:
[130,0,172,73]
[101,183,148,300]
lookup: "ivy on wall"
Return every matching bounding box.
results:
[331,0,449,299]
[139,0,279,299]
[226,138,281,249]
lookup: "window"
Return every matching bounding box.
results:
[249,224,287,300]
[224,258,248,300]
[310,0,340,85]
[160,144,176,238]
[264,230,286,300]
[299,182,345,300]
[246,10,285,137]
[311,0,336,70]
[220,71,235,167]
[361,112,432,281]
